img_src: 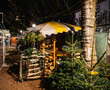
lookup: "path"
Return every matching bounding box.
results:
[0,67,45,90]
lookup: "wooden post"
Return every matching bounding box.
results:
[90,24,96,86]
[43,40,45,54]
[19,55,23,82]
[53,36,56,68]
[42,40,45,77]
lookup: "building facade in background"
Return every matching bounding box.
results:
[75,0,110,32]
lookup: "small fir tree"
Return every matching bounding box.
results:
[48,41,110,90]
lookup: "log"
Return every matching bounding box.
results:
[28,67,40,72]
[27,71,41,76]
[29,64,39,67]
[26,76,41,79]
[30,59,39,62]
[50,66,54,70]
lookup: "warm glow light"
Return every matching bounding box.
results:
[32,24,36,27]
[20,30,23,33]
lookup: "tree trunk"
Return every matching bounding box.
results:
[81,0,98,67]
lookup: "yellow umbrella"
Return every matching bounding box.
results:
[28,21,82,68]
[30,21,81,37]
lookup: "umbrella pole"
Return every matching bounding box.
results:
[72,31,74,69]
[53,36,56,68]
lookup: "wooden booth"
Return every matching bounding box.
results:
[40,34,67,68]
[40,34,67,75]
[28,21,82,75]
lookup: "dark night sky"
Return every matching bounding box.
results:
[0,0,81,31]
[0,0,104,32]
[0,0,8,12]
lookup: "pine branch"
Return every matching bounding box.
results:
[81,55,90,69]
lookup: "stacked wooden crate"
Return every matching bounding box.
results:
[20,48,43,80]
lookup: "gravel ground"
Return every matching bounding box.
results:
[0,67,45,90]
[0,45,46,90]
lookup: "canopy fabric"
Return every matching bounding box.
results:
[63,23,82,32]
[28,21,81,37]
[95,32,108,60]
